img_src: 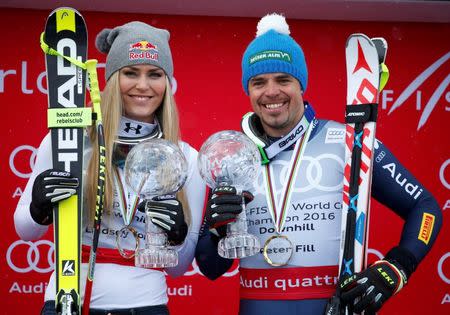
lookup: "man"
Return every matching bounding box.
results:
[195,13,442,315]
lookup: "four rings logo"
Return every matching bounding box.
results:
[9,145,38,178]
[6,239,239,277]
[5,240,448,288]
[7,240,54,273]
[440,159,450,190]
[325,128,345,144]
[253,153,345,196]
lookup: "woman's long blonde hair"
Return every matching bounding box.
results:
[85,73,191,226]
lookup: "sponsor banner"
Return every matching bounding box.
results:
[239,266,338,300]
[1,8,448,315]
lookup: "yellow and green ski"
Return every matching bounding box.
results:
[42,7,87,315]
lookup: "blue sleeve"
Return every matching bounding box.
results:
[195,217,234,280]
[371,140,442,264]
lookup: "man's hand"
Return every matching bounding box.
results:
[205,186,253,238]
[339,259,408,314]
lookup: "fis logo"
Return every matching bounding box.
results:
[418,212,435,245]
[62,260,75,276]
[388,52,450,130]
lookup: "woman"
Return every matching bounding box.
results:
[14,21,205,314]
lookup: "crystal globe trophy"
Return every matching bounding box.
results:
[124,138,188,268]
[198,130,261,259]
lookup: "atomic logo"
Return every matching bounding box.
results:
[352,40,372,74]
[388,52,450,130]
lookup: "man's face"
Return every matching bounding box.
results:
[248,73,304,137]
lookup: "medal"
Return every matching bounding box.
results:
[261,105,315,266]
[116,225,140,259]
[263,235,294,266]
[113,167,142,259]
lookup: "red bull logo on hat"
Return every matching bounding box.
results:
[129,40,158,61]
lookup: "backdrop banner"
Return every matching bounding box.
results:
[1,8,448,315]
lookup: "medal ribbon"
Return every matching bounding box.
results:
[263,106,315,233]
[112,167,141,226]
[264,104,315,159]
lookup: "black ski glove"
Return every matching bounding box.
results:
[205,186,253,238]
[339,259,408,314]
[138,196,188,245]
[30,169,79,225]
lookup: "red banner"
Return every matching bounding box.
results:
[1,8,449,315]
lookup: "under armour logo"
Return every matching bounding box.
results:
[124,123,142,134]
[62,260,75,276]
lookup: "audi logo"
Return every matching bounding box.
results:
[171,76,178,94]
[439,159,450,190]
[328,130,345,136]
[9,145,38,178]
[438,252,450,284]
[6,240,239,277]
[6,240,447,284]
[367,248,383,261]
[253,153,345,195]
[7,240,54,273]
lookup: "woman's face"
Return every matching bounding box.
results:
[119,64,166,123]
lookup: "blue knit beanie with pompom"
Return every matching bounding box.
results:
[241,14,308,95]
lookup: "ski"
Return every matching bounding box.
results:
[43,7,88,315]
[372,38,387,64]
[341,32,380,285]
[325,34,387,315]
[371,37,389,92]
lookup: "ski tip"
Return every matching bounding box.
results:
[371,37,388,52]
[371,37,388,63]
[345,33,374,48]
[371,37,387,46]
[47,6,82,17]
